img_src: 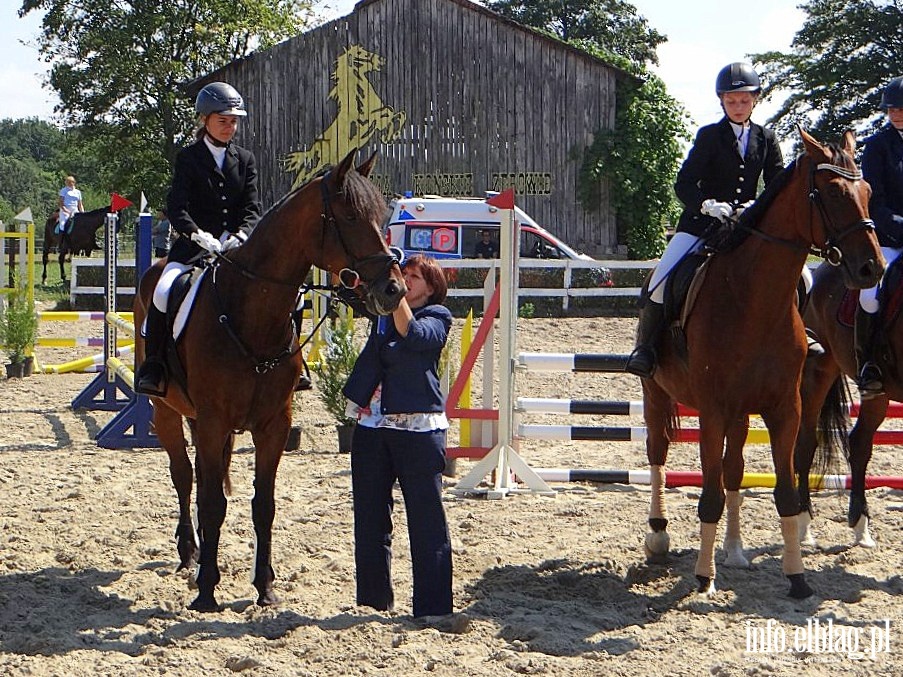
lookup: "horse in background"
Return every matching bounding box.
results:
[796,259,903,548]
[640,129,882,599]
[41,205,115,284]
[134,149,406,611]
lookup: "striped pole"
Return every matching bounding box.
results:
[530,468,903,490]
[517,352,628,372]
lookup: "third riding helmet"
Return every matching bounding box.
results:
[879,76,903,110]
[715,63,762,95]
[195,82,247,117]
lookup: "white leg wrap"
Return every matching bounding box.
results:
[649,465,666,521]
[780,516,805,576]
[722,491,749,568]
[695,521,718,580]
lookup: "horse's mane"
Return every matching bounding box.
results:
[256,164,386,232]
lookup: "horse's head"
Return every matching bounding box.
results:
[340,44,384,77]
[318,149,407,315]
[798,127,884,289]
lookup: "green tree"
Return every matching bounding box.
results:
[19,0,315,209]
[752,0,903,143]
[487,0,689,258]
[486,0,666,66]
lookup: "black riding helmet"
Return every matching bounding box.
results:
[879,76,903,110]
[715,62,762,95]
[195,82,247,117]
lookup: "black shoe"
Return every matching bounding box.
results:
[857,362,884,400]
[294,375,312,392]
[625,346,656,378]
[136,358,168,397]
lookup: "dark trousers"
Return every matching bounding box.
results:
[351,424,452,617]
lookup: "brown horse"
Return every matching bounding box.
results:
[134,149,406,611]
[641,129,883,599]
[795,261,899,548]
[41,205,114,284]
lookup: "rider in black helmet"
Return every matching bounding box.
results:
[626,62,784,378]
[854,76,903,399]
[135,82,261,397]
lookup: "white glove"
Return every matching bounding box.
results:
[700,199,733,222]
[191,229,222,254]
[221,234,243,252]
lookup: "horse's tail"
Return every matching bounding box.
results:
[812,374,852,480]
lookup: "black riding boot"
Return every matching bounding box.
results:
[135,306,169,397]
[854,306,883,399]
[625,302,666,378]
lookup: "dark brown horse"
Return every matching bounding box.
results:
[41,205,114,284]
[134,149,406,611]
[796,262,898,548]
[641,129,883,599]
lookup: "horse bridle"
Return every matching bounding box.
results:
[319,173,399,291]
[807,161,875,267]
[205,168,399,374]
[732,157,874,266]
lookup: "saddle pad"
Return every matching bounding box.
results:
[838,289,859,328]
[173,268,207,341]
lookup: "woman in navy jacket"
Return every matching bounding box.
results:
[343,254,454,619]
[855,76,903,398]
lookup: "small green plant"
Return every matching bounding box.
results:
[313,318,361,426]
[0,274,38,364]
[518,302,535,319]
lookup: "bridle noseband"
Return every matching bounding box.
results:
[807,161,875,267]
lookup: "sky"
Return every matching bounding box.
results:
[1,0,805,133]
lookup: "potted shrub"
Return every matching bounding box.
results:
[313,316,361,452]
[0,275,38,378]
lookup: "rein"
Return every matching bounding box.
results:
[204,168,397,374]
[730,159,874,265]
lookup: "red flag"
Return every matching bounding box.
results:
[110,193,134,212]
[486,188,515,210]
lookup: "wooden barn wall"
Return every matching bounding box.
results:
[214,0,620,255]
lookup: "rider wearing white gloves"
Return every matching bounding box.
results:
[135,82,261,396]
[626,63,785,378]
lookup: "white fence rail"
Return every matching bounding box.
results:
[70,256,656,311]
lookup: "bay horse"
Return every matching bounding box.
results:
[41,205,114,284]
[795,260,900,548]
[133,149,406,611]
[640,129,883,599]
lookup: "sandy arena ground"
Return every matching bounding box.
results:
[0,311,901,676]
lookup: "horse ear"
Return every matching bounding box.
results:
[334,148,359,186]
[798,125,826,160]
[356,151,379,178]
[842,129,857,155]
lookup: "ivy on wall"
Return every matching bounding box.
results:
[578,73,690,260]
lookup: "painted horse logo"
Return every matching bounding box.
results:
[284,45,407,188]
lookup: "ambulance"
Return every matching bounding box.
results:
[384,194,594,261]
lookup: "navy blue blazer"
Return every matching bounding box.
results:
[861,123,903,248]
[166,138,261,263]
[343,304,452,415]
[674,117,784,236]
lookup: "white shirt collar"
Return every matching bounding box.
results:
[203,136,227,170]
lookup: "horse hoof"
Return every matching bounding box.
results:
[722,549,750,569]
[256,591,281,607]
[696,575,716,596]
[852,515,876,548]
[787,573,813,599]
[188,595,221,612]
[644,530,670,560]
